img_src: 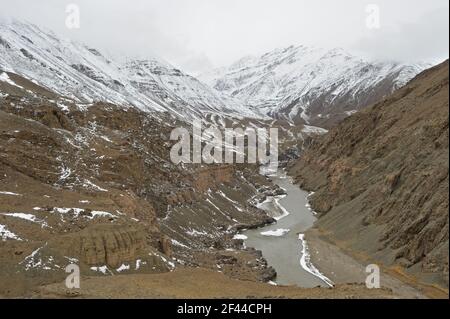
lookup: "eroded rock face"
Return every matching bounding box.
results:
[62,224,147,268]
[290,61,449,288]
[0,98,181,295]
[159,235,172,258]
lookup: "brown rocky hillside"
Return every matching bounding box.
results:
[0,69,396,299]
[290,60,449,290]
[0,71,280,296]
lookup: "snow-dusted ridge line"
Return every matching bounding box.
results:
[201,45,429,123]
[0,18,259,122]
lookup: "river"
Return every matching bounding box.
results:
[242,170,333,288]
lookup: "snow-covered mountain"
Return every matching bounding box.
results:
[201,45,429,127]
[0,18,256,121]
[0,19,430,128]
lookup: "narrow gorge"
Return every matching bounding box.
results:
[0,17,448,300]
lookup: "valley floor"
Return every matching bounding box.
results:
[305,228,448,299]
[33,267,394,299]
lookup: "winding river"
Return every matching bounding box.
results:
[242,170,333,288]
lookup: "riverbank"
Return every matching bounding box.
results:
[236,169,437,298]
[304,228,448,299]
[253,169,442,298]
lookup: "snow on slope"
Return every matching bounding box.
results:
[201,45,429,126]
[0,18,256,121]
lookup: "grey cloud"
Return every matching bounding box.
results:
[353,7,449,63]
[0,0,448,74]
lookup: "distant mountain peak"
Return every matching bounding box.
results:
[200,44,430,127]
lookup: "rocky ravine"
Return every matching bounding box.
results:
[289,60,449,293]
[0,68,396,299]
[0,70,284,297]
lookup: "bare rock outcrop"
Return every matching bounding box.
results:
[56,224,148,268]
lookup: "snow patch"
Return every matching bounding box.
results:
[3,213,49,228]
[0,224,22,241]
[233,234,248,240]
[58,166,72,182]
[0,191,21,196]
[135,259,146,270]
[56,101,70,112]
[100,135,113,143]
[90,211,116,219]
[302,125,328,135]
[0,72,23,89]
[64,256,79,264]
[116,263,130,272]
[90,265,112,275]
[51,207,116,220]
[83,179,108,192]
[186,229,208,237]
[260,229,290,237]
[158,254,176,271]
[171,239,189,249]
[20,244,60,271]
[298,234,334,287]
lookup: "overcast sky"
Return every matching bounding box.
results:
[0,0,448,74]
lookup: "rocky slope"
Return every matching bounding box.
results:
[289,60,449,290]
[0,67,397,299]
[0,71,282,297]
[201,45,428,127]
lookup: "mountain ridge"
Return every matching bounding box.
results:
[0,19,258,122]
[201,44,429,127]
